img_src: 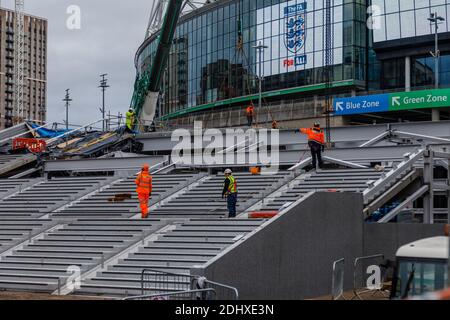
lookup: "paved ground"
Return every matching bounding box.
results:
[0,291,109,300]
[313,290,390,300]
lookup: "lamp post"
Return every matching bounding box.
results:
[253,42,269,113]
[428,12,445,121]
[99,74,110,131]
[62,89,72,130]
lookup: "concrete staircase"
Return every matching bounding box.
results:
[51,173,200,219]
[73,219,264,297]
[148,172,291,219]
[259,168,385,211]
[0,177,112,218]
[0,219,165,293]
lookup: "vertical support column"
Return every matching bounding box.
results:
[313,95,318,117]
[447,160,450,224]
[448,160,450,288]
[405,56,411,92]
[432,109,440,122]
[423,147,434,224]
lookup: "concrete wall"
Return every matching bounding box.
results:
[192,192,365,300]
[191,192,446,300]
[363,223,444,260]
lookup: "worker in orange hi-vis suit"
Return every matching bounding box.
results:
[299,121,325,170]
[135,164,152,219]
[246,103,255,127]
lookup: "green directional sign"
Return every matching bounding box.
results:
[389,89,450,111]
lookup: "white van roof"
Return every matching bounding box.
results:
[396,237,449,260]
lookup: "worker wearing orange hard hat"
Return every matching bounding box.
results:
[135,164,153,218]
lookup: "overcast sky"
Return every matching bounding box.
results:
[1,0,154,126]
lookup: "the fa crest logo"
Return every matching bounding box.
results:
[284,2,307,54]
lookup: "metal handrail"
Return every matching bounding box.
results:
[362,148,425,204]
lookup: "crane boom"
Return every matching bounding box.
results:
[130,0,184,129]
[14,0,25,124]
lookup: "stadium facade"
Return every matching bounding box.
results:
[136,0,450,127]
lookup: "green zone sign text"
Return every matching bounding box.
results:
[333,88,450,116]
[390,89,450,111]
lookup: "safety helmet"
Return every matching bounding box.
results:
[314,121,320,128]
[129,108,133,112]
[224,169,232,174]
[142,164,149,171]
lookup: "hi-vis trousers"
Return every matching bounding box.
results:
[138,193,150,218]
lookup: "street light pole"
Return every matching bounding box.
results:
[428,12,445,121]
[253,42,269,115]
[62,89,72,130]
[99,74,110,131]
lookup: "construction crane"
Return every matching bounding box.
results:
[14,0,25,125]
[131,0,203,131]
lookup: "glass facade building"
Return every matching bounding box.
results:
[136,0,370,119]
[136,0,450,120]
[373,0,450,90]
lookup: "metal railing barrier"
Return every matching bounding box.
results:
[351,254,390,300]
[331,258,345,300]
[191,276,239,300]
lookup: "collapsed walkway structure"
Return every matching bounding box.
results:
[0,120,449,299]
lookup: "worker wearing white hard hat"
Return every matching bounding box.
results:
[222,169,237,218]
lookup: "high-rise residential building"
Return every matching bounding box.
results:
[0,7,47,129]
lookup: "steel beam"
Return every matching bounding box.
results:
[364,169,421,216]
[378,185,429,223]
[44,156,167,173]
[322,156,368,169]
[359,131,391,148]
[422,148,434,224]
[137,120,450,152]
[288,157,312,171]
[393,131,450,144]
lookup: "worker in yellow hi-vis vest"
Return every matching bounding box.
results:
[222,169,238,218]
[125,108,135,133]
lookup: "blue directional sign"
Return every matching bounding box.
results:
[333,94,389,116]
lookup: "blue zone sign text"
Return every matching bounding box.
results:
[333,94,389,116]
